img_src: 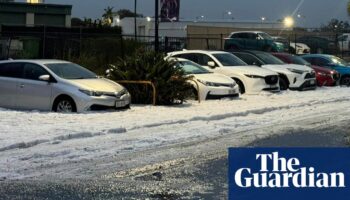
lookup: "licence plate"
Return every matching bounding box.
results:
[310,80,315,85]
[116,100,128,107]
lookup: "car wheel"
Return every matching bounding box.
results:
[53,96,77,113]
[340,76,350,86]
[234,79,245,94]
[279,77,289,90]
[191,87,199,100]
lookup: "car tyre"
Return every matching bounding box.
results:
[53,96,77,113]
[279,77,289,90]
[340,75,350,86]
[233,79,245,94]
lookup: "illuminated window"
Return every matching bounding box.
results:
[27,0,44,3]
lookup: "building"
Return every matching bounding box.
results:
[0,1,72,27]
[114,17,287,38]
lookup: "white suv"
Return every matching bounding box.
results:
[167,50,280,94]
[232,51,316,90]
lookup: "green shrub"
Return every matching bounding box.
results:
[109,50,193,105]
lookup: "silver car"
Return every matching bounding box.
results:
[0,60,131,112]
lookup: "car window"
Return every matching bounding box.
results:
[197,54,216,66]
[302,57,313,64]
[330,56,348,66]
[247,33,258,39]
[255,52,285,64]
[0,62,23,78]
[45,63,97,79]
[234,53,262,66]
[175,60,210,74]
[313,57,329,66]
[212,53,247,66]
[232,33,248,39]
[23,63,49,81]
[258,33,273,40]
[173,53,199,63]
[289,55,311,66]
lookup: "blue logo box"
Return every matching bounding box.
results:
[228,148,350,200]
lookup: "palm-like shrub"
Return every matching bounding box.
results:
[109,50,193,105]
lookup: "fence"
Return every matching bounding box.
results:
[1,25,349,65]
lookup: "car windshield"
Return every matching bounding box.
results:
[256,53,285,65]
[330,56,349,66]
[258,32,273,40]
[289,55,311,66]
[45,63,98,79]
[212,53,247,66]
[176,60,210,74]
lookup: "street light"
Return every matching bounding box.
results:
[146,17,152,22]
[261,17,266,22]
[222,11,232,20]
[284,16,294,28]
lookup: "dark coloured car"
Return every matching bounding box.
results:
[297,36,337,54]
[224,31,285,52]
[272,53,340,86]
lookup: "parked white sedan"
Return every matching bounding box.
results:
[172,58,239,100]
[168,50,280,94]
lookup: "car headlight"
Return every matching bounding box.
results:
[287,68,306,74]
[244,74,265,79]
[79,89,103,97]
[317,72,327,76]
[116,88,129,98]
[197,79,220,87]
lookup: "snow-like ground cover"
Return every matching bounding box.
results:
[1,87,350,180]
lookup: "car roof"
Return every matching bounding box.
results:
[0,59,71,65]
[169,50,231,55]
[301,54,333,58]
[231,50,267,55]
[230,31,266,34]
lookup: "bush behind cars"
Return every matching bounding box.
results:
[109,50,193,105]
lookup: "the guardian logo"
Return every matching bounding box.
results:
[234,152,345,188]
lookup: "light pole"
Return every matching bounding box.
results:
[134,0,137,40]
[155,0,159,51]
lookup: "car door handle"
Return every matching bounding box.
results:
[19,84,25,88]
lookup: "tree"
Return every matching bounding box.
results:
[71,17,84,27]
[115,9,143,19]
[102,6,114,25]
[320,19,350,32]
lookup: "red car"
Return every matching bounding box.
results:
[272,53,340,86]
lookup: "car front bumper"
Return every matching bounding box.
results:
[75,93,131,112]
[199,85,240,100]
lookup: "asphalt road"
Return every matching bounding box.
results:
[1,123,349,200]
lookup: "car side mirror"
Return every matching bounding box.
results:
[207,61,216,68]
[39,74,51,82]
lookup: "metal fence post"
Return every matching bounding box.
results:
[164,36,169,52]
[220,34,223,50]
[206,38,209,50]
[42,25,46,58]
